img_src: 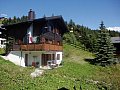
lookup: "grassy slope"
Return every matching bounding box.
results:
[0,44,120,90]
[0,20,3,24]
[0,20,2,24]
[0,48,5,54]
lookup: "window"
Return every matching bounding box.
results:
[57,54,60,60]
[52,54,55,60]
[1,40,3,45]
[1,40,5,45]
[33,56,37,61]
[48,26,52,32]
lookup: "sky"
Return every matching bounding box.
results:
[0,0,120,30]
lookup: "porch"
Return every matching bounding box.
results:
[24,51,62,68]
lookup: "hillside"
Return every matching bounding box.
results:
[0,20,2,24]
[0,44,120,90]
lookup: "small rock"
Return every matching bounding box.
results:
[30,69,44,78]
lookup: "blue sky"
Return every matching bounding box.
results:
[0,0,120,30]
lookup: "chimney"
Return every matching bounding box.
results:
[28,9,35,20]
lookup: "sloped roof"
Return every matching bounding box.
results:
[2,16,68,37]
[2,16,68,32]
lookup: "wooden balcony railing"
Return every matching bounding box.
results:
[13,44,63,51]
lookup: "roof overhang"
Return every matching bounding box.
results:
[2,15,68,35]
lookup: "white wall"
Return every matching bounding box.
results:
[7,51,43,67]
[55,52,62,65]
[0,38,6,48]
[7,51,25,67]
[25,51,41,67]
[7,51,63,67]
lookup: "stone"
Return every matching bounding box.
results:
[30,69,44,78]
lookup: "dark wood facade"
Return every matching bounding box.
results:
[111,37,120,54]
[2,16,67,52]
[113,43,120,54]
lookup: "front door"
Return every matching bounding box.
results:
[25,54,28,66]
[41,54,52,66]
[41,54,46,66]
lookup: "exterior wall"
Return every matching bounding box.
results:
[6,51,63,67]
[27,23,33,43]
[23,51,42,67]
[7,51,25,67]
[0,38,6,48]
[55,52,62,65]
[7,51,43,67]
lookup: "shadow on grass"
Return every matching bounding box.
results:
[84,58,95,65]
[85,58,119,67]
[58,87,69,90]
[0,53,6,56]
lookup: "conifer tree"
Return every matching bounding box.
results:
[95,21,116,66]
[13,16,17,23]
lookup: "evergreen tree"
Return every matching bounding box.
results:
[8,18,12,24]
[95,21,116,66]
[2,16,28,25]
[13,16,17,23]
[67,19,75,32]
[17,17,21,23]
[63,32,76,44]
[21,15,28,22]
[2,18,8,25]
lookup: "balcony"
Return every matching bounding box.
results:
[13,43,63,51]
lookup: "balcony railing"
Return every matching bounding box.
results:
[13,43,62,51]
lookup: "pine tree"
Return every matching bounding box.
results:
[21,15,28,22]
[2,18,8,25]
[13,16,17,23]
[17,17,21,23]
[95,21,116,66]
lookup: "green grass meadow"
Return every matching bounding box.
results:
[0,44,120,90]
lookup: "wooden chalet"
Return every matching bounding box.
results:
[0,27,6,48]
[2,10,68,68]
[111,37,120,61]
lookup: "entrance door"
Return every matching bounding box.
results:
[25,54,28,66]
[41,54,46,66]
[41,54,52,66]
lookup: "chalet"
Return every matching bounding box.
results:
[0,38,6,48]
[111,37,120,61]
[2,10,68,68]
[111,37,120,53]
[0,26,6,48]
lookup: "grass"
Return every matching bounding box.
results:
[0,44,120,90]
[0,48,5,55]
[63,44,94,64]
[0,20,2,24]
[93,65,120,89]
